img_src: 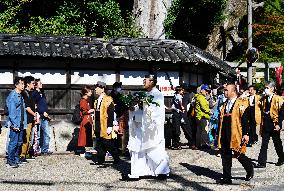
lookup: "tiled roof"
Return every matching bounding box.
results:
[0,33,235,77]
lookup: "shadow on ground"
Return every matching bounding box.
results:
[180,163,222,181]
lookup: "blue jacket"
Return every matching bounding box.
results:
[5,89,27,129]
[32,90,48,119]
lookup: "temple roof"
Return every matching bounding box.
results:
[0,33,235,77]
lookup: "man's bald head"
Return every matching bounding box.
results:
[224,84,237,99]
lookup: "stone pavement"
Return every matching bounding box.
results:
[0,131,284,191]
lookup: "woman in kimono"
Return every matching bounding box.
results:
[77,85,94,156]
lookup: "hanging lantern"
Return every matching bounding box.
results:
[246,47,259,64]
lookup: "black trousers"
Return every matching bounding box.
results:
[258,115,284,164]
[189,115,197,146]
[249,119,258,144]
[95,137,120,164]
[258,130,284,164]
[221,143,253,179]
[172,111,182,146]
[181,113,195,146]
[196,118,209,147]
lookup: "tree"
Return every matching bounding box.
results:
[164,0,228,49]
[252,0,284,63]
[0,0,143,38]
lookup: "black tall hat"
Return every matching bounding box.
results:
[144,74,156,80]
[144,70,157,81]
[112,82,122,88]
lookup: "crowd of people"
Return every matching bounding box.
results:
[4,76,51,168]
[2,73,284,184]
[167,80,284,184]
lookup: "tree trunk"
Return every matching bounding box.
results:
[206,0,247,59]
[133,0,172,39]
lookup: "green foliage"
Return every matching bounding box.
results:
[164,0,228,48]
[0,0,143,38]
[164,0,182,39]
[228,0,284,64]
[252,1,284,63]
[120,91,160,109]
[87,0,143,38]
[254,80,265,93]
[27,3,86,35]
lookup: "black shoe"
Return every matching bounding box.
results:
[189,145,198,150]
[19,157,28,164]
[121,174,139,181]
[254,163,266,168]
[199,145,211,150]
[113,158,121,165]
[156,174,168,180]
[216,178,232,185]
[246,143,252,147]
[276,159,284,166]
[42,151,53,155]
[245,167,254,181]
[95,161,104,165]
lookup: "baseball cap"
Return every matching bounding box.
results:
[201,84,210,91]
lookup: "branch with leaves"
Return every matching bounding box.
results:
[120,91,160,110]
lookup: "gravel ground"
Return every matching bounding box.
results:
[1,131,284,191]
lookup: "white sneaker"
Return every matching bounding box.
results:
[26,156,36,161]
[80,153,85,157]
[105,152,112,158]
[6,163,19,168]
[89,149,97,154]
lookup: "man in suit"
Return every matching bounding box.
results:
[217,84,254,184]
[93,81,120,165]
[255,80,284,168]
[247,85,261,146]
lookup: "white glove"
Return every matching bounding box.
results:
[107,127,112,135]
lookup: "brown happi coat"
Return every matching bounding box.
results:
[218,98,249,154]
[254,95,262,125]
[259,94,283,135]
[94,95,115,139]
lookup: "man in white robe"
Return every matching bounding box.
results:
[126,73,170,180]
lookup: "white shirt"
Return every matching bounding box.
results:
[226,96,237,113]
[249,95,255,106]
[268,94,274,103]
[96,94,104,111]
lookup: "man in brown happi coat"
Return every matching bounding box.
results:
[217,84,254,185]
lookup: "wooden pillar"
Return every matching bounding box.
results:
[13,60,19,79]
[179,63,183,85]
[264,62,269,81]
[115,61,120,82]
[66,63,71,112]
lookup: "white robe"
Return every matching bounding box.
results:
[127,87,170,178]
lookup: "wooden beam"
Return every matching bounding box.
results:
[66,63,71,110]
[179,63,183,84]
[227,62,281,69]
